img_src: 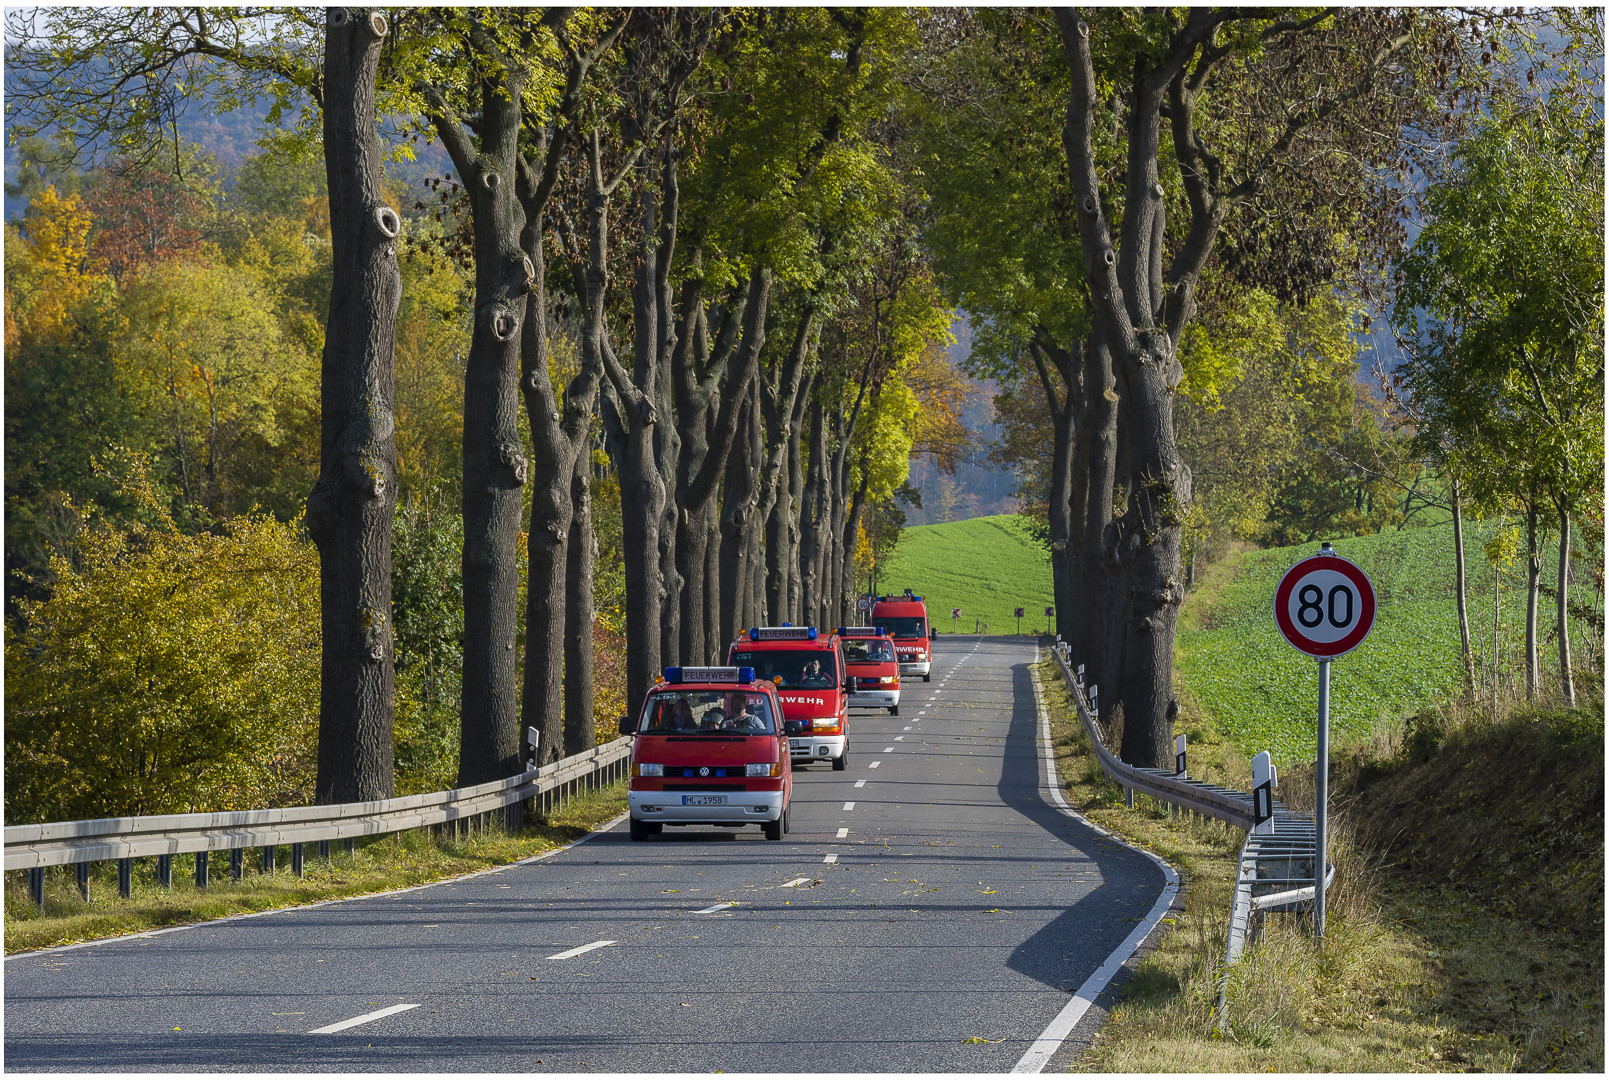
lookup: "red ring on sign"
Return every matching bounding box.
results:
[1272,554,1376,658]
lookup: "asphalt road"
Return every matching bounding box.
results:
[4,636,1173,1073]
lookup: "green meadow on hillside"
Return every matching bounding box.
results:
[1176,522,1596,765]
[876,515,1053,635]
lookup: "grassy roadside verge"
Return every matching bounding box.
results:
[4,781,628,955]
[1033,658,1602,1072]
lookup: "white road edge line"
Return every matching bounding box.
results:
[309,1003,419,1034]
[693,902,737,915]
[547,939,617,960]
[1011,644,1181,1075]
[6,812,634,962]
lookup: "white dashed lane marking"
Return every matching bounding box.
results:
[309,1003,420,1035]
[693,902,737,915]
[547,940,617,960]
[835,828,849,838]
[854,780,866,788]
[869,762,881,769]
[843,801,856,810]
[781,877,812,888]
[824,854,838,864]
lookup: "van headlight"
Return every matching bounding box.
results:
[811,717,837,729]
[636,763,664,777]
[880,676,897,684]
[745,762,780,777]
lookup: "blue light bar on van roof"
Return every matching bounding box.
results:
[749,626,817,641]
[664,665,752,684]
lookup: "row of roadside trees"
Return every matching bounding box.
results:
[4,7,1600,820]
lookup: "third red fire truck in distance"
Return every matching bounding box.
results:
[870,589,935,682]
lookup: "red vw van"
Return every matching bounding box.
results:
[727,626,852,771]
[619,666,796,841]
[838,626,901,715]
[870,590,934,682]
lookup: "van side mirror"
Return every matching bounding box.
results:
[845,676,858,693]
[617,715,634,736]
[783,719,803,736]
[929,628,937,639]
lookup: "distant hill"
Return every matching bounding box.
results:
[874,514,1053,636]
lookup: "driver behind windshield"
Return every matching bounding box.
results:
[799,657,834,688]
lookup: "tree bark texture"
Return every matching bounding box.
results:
[1555,506,1573,706]
[432,63,530,787]
[564,446,597,754]
[1525,497,1541,699]
[1450,472,1475,698]
[309,8,400,804]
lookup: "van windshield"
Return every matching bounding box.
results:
[729,648,838,690]
[843,638,895,662]
[636,690,776,735]
[876,616,927,639]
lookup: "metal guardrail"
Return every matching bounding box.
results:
[1043,640,1331,1034]
[5,737,633,905]
[1046,641,1256,828]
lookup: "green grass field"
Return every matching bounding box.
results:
[1176,521,1597,765]
[875,514,1054,635]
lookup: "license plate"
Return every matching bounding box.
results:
[682,794,727,806]
[790,738,809,750]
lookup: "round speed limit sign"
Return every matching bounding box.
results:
[1273,552,1376,658]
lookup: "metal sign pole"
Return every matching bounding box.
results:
[1315,656,1330,942]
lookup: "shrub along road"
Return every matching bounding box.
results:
[3,637,1172,1072]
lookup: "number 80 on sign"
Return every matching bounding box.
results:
[1272,552,1376,658]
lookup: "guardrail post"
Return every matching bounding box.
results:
[292,843,304,877]
[195,851,210,888]
[158,854,172,888]
[261,845,274,875]
[29,867,44,910]
[344,838,356,860]
[230,847,243,883]
[1125,786,1134,809]
[76,861,90,902]
[318,840,330,864]
[118,858,133,899]
[1252,751,1277,835]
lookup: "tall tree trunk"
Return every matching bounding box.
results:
[1556,503,1574,707]
[799,399,827,623]
[720,381,763,646]
[760,312,815,625]
[1450,471,1475,699]
[1031,336,1079,650]
[564,445,597,753]
[309,8,400,803]
[782,372,813,622]
[431,61,530,787]
[1525,496,1541,699]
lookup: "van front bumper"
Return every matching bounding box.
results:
[898,659,931,676]
[629,789,783,823]
[787,734,846,762]
[850,688,900,708]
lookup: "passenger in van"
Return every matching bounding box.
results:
[668,697,698,732]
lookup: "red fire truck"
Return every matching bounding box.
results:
[870,590,935,682]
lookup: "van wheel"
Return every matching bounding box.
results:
[923,673,931,682]
[763,812,784,841]
[890,705,899,716]
[782,806,790,834]
[832,751,848,772]
[629,818,650,841]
